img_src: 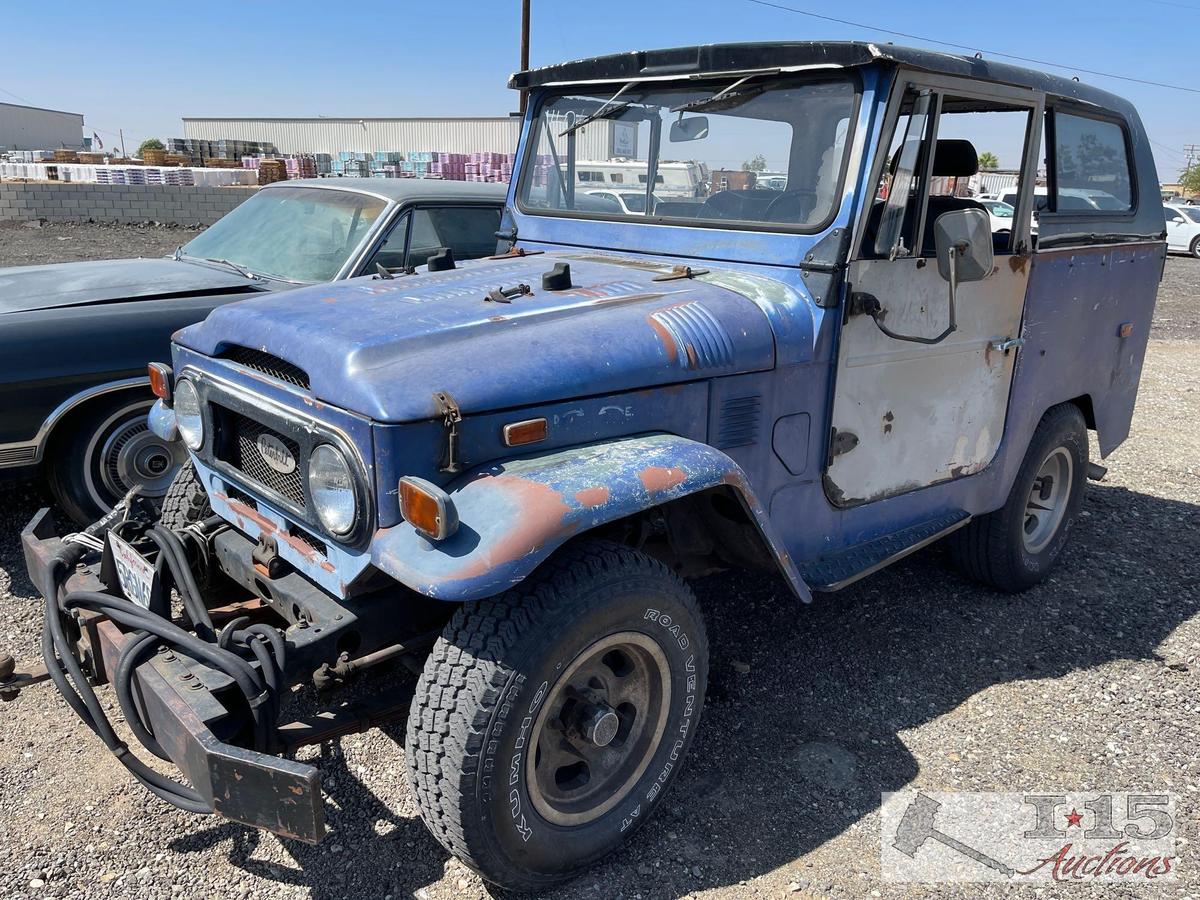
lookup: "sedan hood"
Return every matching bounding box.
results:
[176,252,779,422]
[0,257,263,315]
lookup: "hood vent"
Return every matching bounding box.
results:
[648,302,734,371]
[221,346,310,390]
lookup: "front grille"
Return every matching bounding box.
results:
[221,410,305,508]
[221,346,310,390]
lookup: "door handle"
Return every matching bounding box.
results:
[990,337,1025,354]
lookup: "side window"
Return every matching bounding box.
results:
[366,213,410,271]
[867,87,1037,259]
[406,206,502,267]
[1052,112,1133,213]
[872,89,934,258]
[1165,208,1185,224]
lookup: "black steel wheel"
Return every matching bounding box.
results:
[405,541,708,890]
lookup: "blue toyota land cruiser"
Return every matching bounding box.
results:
[13,41,1164,889]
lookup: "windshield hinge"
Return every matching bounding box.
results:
[434,391,463,474]
[651,265,710,282]
[375,263,416,280]
[487,246,545,260]
[484,283,532,304]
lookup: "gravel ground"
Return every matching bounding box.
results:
[0,225,1197,900]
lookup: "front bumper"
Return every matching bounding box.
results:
[20,508,326,843]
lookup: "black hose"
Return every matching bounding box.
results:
[39,509,287,816]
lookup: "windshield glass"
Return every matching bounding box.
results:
[1183,207,1200,224]
[518,77,855,229]
[181,186,387,282]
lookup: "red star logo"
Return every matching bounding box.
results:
[1065,809,1084,828]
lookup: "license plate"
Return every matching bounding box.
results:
[108,531,157,610]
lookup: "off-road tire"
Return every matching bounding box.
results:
[159,460,211,531]
[949,402,1088,592]
[158,460,232,604]
[405,541,709,890]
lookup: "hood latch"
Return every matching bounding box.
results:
[434,391,463,473]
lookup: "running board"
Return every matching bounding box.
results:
[798,511,971,592]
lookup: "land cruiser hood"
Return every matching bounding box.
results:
[176,253,778,423]
[0,257,262,315]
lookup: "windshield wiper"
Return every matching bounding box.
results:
[199,256,263,282]
[670,69,780,114]
[560,81,639,137]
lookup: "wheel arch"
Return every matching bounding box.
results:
[35,377,153,465]
[370,434,812,604]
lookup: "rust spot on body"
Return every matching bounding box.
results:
[639,466,687,493]
[453,476,574,581]
[647,316,677,364]
[575,486,610,508]
[1008,255,1028,274]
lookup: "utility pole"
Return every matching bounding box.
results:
[119,128,126,158]
[519,0,531,115]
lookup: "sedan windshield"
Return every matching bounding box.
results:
[181,186,387,282]
[518,77,855,230]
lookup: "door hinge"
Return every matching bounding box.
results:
[827,427,860,466]
[434,391,463,473]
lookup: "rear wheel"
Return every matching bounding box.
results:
[949,403,1088,592]
[1190,235,1200,259]
[46,393,187,526]
[405,542,708,890]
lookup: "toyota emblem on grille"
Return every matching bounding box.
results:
[255,433,297,474]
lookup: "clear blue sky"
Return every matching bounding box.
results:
[0,0,1193,179]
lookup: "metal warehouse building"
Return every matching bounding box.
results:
[181,115,620,159]
[0,102,84,151]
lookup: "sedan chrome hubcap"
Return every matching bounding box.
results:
[526,631,670,826]
[1023,446,1073,554]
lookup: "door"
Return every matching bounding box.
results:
[826,77,1044,506]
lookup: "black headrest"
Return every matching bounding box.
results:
[933,139,979,177]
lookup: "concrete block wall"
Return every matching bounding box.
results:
[0,182,258,225]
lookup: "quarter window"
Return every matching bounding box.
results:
[1052,112,1133,213]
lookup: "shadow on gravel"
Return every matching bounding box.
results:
[84,482,1200,897]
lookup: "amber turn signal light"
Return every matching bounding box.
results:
[399,477,459,541]
[503,417,548,447]
[148,363,173,403]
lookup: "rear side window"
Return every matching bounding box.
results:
[1052,112,1134,213]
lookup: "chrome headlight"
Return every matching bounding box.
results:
[308,444,356,535]
[174,378,204,450]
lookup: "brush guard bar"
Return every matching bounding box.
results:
[17,507,326,843]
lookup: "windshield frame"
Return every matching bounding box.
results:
[180,183,397,284]
[514,72,862,237]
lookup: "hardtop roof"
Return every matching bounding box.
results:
[509,41,1134,117]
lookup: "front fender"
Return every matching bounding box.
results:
[371,434,811,603]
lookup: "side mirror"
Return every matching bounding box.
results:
[669,116,709,143]
[934,208,993,284]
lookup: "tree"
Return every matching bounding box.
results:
[742,154,767,173]
[977,151,999,170]
[1179,162,1200,197]
[137,138,165,156]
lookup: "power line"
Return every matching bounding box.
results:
[1143,0,1200,10]
[0,85,37,106]
[742,0,1200,95]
